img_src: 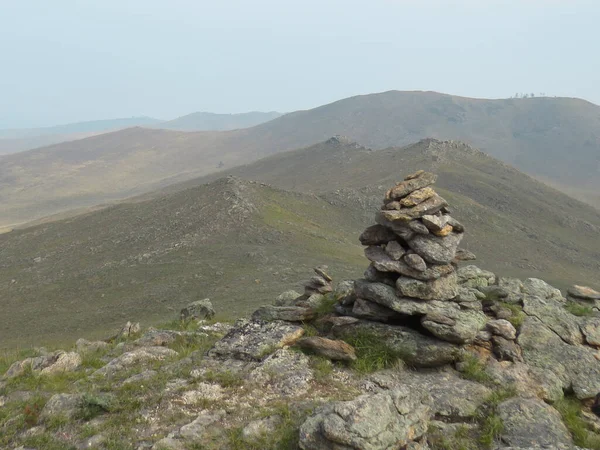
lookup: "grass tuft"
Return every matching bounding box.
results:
[554,397,600,449]
[458,354,493,384]
[343,329,408,373]
[565,302,595,317]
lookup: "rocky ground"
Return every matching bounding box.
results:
[2,172,600,450]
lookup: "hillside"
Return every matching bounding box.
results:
[158,111,282,131]
[2,140,600,349]
[2,91,600,227]
[0,117,161,155]
[167,138,600,291]
[0,177,366,348]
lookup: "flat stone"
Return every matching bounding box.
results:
[385,240,406,260]
[407,220,430,235]
[403,253,427,272]
[275,290,301,306]
[359,224,398,245]
[408,232,463,265]
[252,305,315,322]
[179,410,226,440]
[364,264,399,287]
[568,285,600,301]
[522,295,583,345]
[421,214,449,232]
[299,387,431,450]
[208,319,304,361]
[400,187,436,207]
[333,280,356,306]
[421,307,487,344]
[297,337,357,361]
[385,171,437,201]
[433,224,453,237]
[75,339,109,354]
[446,216,465,233]
[314,265,333,282]
[456,265,496,287]
[248,349,313,397]
[453,248,476,262]
[365,246,454,281]
[40,393,83,420]
[380,195,448,222]
[94,346,178,377]
[497,397,573,449]
[522,278,564,302]
[375,211,416,241]
[396,272,458,301]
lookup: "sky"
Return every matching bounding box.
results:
[0,0,599,128]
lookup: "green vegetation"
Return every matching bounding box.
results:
[429,424,478,450]
[77,393,113,421]
[554,397,600,449]
[308,355,334,383]
[344,329,408,373]
[458,354,493,384]
[476,386,518,449]
[312,293,339,318]
[499,302,526,328]
[203,370,244,388]
[565,302,595,317]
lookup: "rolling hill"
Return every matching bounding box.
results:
[2,91,600,228]
[0,117,161,155]
[1,138,599,348]
[158,111,282,131]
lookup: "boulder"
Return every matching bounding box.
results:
[407,232,463,265]
[248,349,313,397]
[40,351,82,375]
[75,339,109,354]
[522,295,583,345]
[208,319,304,361]
[454,248,476,262]
[180,299,215,321]
[275,290,301,306]
[299,387,431,450]
[521,278,564,302]
[492,336,523,362]
[421,307,487,344]
[497,277,524,304]
[333,280,356,305]
[297,337,357,361]
[332,321,460,368]
[179,410,226,441]
[252,305,314,322]
[518,316,600,399]
[568,285,600,301]
[497,397,573,449]
[4,351,82,379]
[395,272,458,301]
[486,319,517,340]
[40,393,83,420]
[352,298,402,322]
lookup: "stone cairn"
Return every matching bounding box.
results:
[344,170,489,346]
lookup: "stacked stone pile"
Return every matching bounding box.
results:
[342,170,487,345]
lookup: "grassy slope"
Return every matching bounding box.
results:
[158,111,282,131]
[0,178,365,349]
[1,91,599,227]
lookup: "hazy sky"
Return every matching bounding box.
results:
[1,0,598,128]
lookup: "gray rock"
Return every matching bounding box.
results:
[252,305,314,322]
[359,224,398,245]
[314,265,333,282]
[114,321,141,339]
[78,434,107,449]
[369,368,491,419]
[396,272,458,301]
[364,264,398,287]
[386,171,437,198]
[385,240,406,260]
[180,298,215,321]
[297,337,357,361]
[407,232,463,265]
[380,195,448,222]
[497,277,524,304]
[399,186,436,207]
[486,319,517,340]
[454,248,476,262]
[352,298,402,322]
[179,410,226,440]
[248,349,313,397]
[208,319,304,361]
[75,339,109,354]
[478,285,510,302]
[275,290,301,306]
[518,316,600,399]
[93,346,178,377]
[497,397,573,449]
[421,307,487,344]
[40,393,82,420]
[457,265,496,288]
[404,253,427,272]
[4,351,82,379]
[407,220,431,235]
[299,387,431,450]
[333,280,356,305]
[445,216,465,233]
[333,320,460,368]
[522,278,564,302]
[580,318,600,347]
[122,369,158,386]
[492,336,523,362]
[568,285,600,301]
[365,245,455,281]
[134,330,180,347]
[375,211,416,241]
[421,214,449,232]
[152,437,186,450]
[522,295,583,345]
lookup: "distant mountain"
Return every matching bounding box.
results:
[0,117,161,155]
[2,91,600,227]
[2,139,599,347]
[158,111,282,131]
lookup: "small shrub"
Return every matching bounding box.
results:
[429,423,478,450]
[565,302,594,317]
[78,393,113,421]
[459,354,493,384]
[309,356,333,382]
[312,294,338,318]
[475,385,517,449]
[301,322,319,337]
[499,302,526,328]
[344,330,409,373]
[479,413,504,448]
[45,413,70,430]
[554,396,600,449]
